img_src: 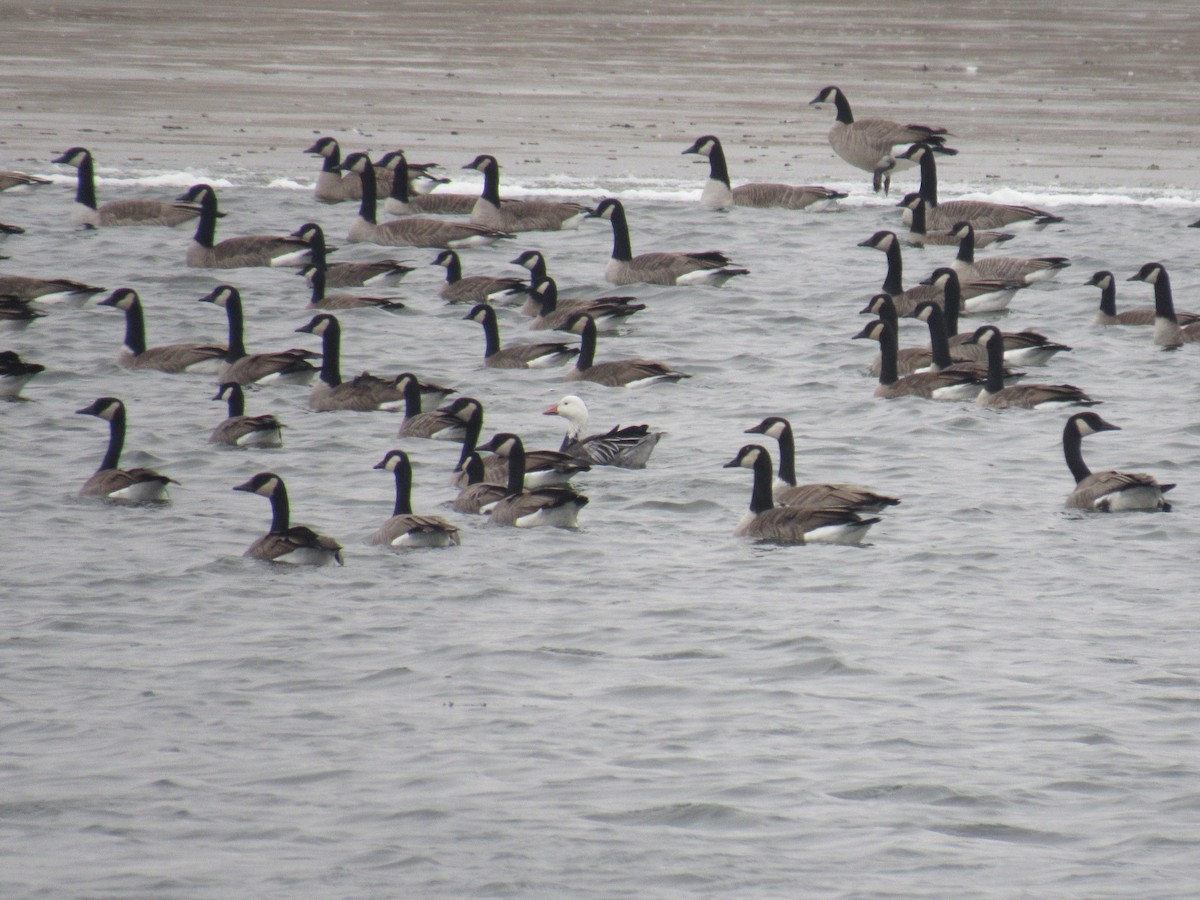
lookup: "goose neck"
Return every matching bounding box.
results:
[749,450,776,514]
[99,404,126,472]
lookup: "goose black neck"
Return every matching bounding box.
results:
[306,231,328,268]
[122,298,148,356]
[225,384,245,418]
[477,307,501,359]
[876,297,898,332]
[99,404,126,472]
[387,155,412,204]
[321,144,341,172]
[309,266,327,303]
[832,89,854,125]
[1062,424,1092,484]
[527,255,548,288]
[402,378,422,418]
[607,205,633,262]
[478,160,501,208]
[357,159,378,224]
[391,461,414,516]
[268,482,291,533]
[908,197,927,236]
[504,441,526,495]
[924,305,954,369]
[534,282,558,315]
[955,228,976,264]
[775,423,797,487]
[877,320,899,386]
[881,239,903,296]
[193,189,219,249]
[1153,271,1177,323]
[916,149,939,207]
[706,141,731,189]
[1096,278,1116,317]
[575,317,597,371]
[749,450,776,514]
[441,252,463,284]
[983,332,1005,393]
[75,154,98,209]
[222,294,247,361]
[455,410,483,472]
[942,277,962,337]
[318,321,343,386]
[463,452,485,485]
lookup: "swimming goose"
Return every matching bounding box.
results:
[0,275,104,304]
[463,303,579,369]
[305,136,396,202]
[853,318,984,400]
[859,229,1021,314]
[433,249,529,305]
[681,135,847,210]
[464,154,592,232]
[378,151,450,196]
[898,143,1063,230]
[860,293,947,376]
[1088,269,1199,327]
[724,444,879,543]
[898,193,1013,249]
[397,381,473,440]
[380,151,475,216]
[341,152,514,249]
[964,325,1097,409]
[512,248,552,292]
[295,313,411,411]
[447,398,588,489]
[369,450,461,548]
[912,300,1017,383]
[1127,262,1200,349]
[209,383,284,447]
[1062,413,1174,511]
[744,417,900,512]
[292,222,413,288]
[950,222,1069,284]
[478,433,589,528]
[306,265,406,312]
[98,288,226,373]
[510,251,642,320]
[177,184,314,268]
[451,451,509,515]
[808,86,951,193]
[76,397,176,501]
[564,312,691,387]
[0,350,44,399]
[589,198,749,286]
[527,278,644,332]
[198,285,319,385]
[52,147,202,228]
[233,472,344,565]
[544,394,662,469]
[0,170,51,192]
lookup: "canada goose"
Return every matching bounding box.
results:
[306,265,405,312]
[964,325,1098,409]
[808,86,951,193]
[209,382,284,447]
[564,313,691,387]
[478,433,589,528]
[464,154,592,232]
[1127,262,1200,349]
[853,318,983,400]
[447,397,588,489]
[98,288,226,373]
[304,136,396,202]
[512,248,551,292]
[528,277,644,332]
[76,397,176,501]
[433,249,529,305]
[1088,269,1199,327]
[724,444,879,543]
[589,198,749,286]
[1062,413,1174,511]
[0,170,51,192]
[544,394,662,468]
[198,285,319,385]
[463,303,579,369]
[52,147,202,228]
[0,297,45,324]
[509,251,643,320]
[451,451,508,515]
[380,150,476,215]
[898,193,1014,249]
[397,379,472,440]
[0,275,104,304]
[950,222,1069,284]
[377,150,452,196]
[292,222,413,290]
[912,300,1018,383]
[341,152,514,249]
[369,450,461,548]
[744,416,900,512]
[232,472,344,565]
[177,184,314,268]
[295,313,410,411]
[860,293,947,376]
[859,229,1021,315]
[681,134,847,210]
[0,350,44,399]
[898,143,1063,230]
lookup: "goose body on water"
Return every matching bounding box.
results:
[305,266,405,312]
[380,150,475,215]
[854,318,984,401]
[369,450,461,548]
[178,184,314,268]
[76,397,176,502]
[479,433,589,528]
[233,472,343,565]
[1062,413,1173,511]
[1127,262,1200,349]
[397,384,474,441]
[295,313,411,411]
[99,288,226,374]
[305,136,396,203]
[898,194,1013,249]
[293,222,415,288]
[950,222,1069,284]
[0,350,44,399]
[860,292,981,376]
[433,249,529,305]
[965,326,1097,409]
[198,285,319,386]
[544,395,662,469]
[464,154,592,232]
[451,451,509,515]
[209,383,284,447]
[724,444,879,544]
[527,277,644,331]
[681,135,846,210]
[565,313,690,387]
[53,147,203,228]
[0,275,104,304]
[1088,269,1199,327]
[463,303,579,369]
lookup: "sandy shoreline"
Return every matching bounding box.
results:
[1,0,1198,192]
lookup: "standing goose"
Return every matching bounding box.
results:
[463,303,579,369]
[808,86,951,193]
[564,313,691,387]
[369,450,461,548]
[479,433,589,528]
[544,394,662,469]
[527,277,644,331]
[341,152,513,249]
[745,417,899,512]
[293,222,415,288]
[98,288,226,373]
[233,472,344,565]
[76,397,176,501]
[853,318,983,401]
[1127,262,1200,349]
[451,452,508,515]
[52,147,202,228]
[0,170,51,192]
[209,383,284,447]
[1088,269,1200,326]
[0,275,104,304]
[964,325,1097,409]
[898,143,1063,230]
[898,193,1014,249]
[0,350,44,399]
[397,380,473,440]
[306,266,405,312]
[682,135,846,210]
[433,249,529,305]
[177,184,314,268]
[589,198,749,286]
[198,285,319,385]
[950,222,1069,284]
[1062,413,1174,511]
[724,444,879,543]
[295,313,410,411]
[464,154,592,232]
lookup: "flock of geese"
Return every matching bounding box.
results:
[1,86,1193,560]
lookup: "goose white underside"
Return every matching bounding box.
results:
[268,249,314,268]
[674,268,739,287]
[1003,346,1066,366]
[522,469,576,489]
[272,546,340,565]
[734,511,874,544]
[429,425,466,441]
[237,428,283,448]
[524,352,576,369]
[931,382,984,401]
[389,531,457,548]
[510,504,582,528]
[1093,486,1169,512]
[962,289,1016,314]
[0,374,36,398]
[447,234,505,249]
[107,482,171,502]
[622,374,683,389]
[254,370,317,386]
